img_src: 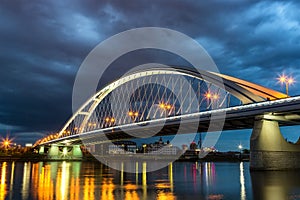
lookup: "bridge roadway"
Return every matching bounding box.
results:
[41,96,300,146]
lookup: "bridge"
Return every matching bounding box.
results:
[34,67,300,170]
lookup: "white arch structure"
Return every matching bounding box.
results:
[37,67,287,145]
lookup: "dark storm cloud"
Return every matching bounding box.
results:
[0,0,299,144]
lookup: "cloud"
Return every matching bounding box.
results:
[0,0,299,144]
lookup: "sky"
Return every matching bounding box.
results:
[0,0,300,149]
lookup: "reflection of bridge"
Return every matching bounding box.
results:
[35,67,300,170]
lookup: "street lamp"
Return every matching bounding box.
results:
[238,144,243,160]
[128,111,139,122]
[159,103,173,117]
[278,74,294,96]
[238,144,243,151]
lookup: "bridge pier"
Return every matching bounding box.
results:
[250,115,300,170]
[39,146,45,154]
[46,144,83,160]
[72,145,83,159]
[48,144,59,159]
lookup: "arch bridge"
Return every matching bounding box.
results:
[35,67,300,170]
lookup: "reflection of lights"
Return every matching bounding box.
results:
[22,162,31,200]
[60,162,70,200]
[124,184,139,200]
[120,162,124,186]
[168,163,174,192]
[0,162,7,200]
[101,178,115,200]
[142,162,147,199]
[70,177,80,200]
[135,162,138,184]
[36,164,54,200]
[203,162,216,187]
[157,190,176,200]
[240,162,246,200]
[84,177,95,200]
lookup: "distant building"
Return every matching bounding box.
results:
[108,141,137,154]
[144,137,180,155]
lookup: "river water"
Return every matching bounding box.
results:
[0,161,300,200]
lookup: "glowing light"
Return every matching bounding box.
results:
[63,148,68,156]
[288,77,294,84]
[110,118,115,123]
[128,111,133,116]
[1,136,13,149]
[205,92,212,99]
[277,74,295,96]
[134,112,139,116]
[105,117,110,122]
[278,75,286,83]
[213,94,219,100]
[238,144,243,150]
[159,103,172,110]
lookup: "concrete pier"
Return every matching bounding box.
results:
[250,115,300,170]
[46,144,83,160]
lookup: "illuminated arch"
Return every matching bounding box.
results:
[55,67,286,139]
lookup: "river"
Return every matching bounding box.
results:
[0,161,300,200]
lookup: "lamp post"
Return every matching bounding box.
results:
[238,144,243,160]
[159,103,172,116]
[128,111,139,122]
[278,74,294,96]
[205,91,219,109]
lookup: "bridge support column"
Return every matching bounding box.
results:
[250,115,300,170]
[72,145,83,159]
[48,144,59,159]
[39,146,45,154]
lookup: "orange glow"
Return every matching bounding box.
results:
[213,94,219,100]
[159,103,172,110]
[101,178,115,200]
[134,112,139,116]
[0,162,7,200]
[278,74,294,85]
[279,75,286,83]
[128,111,133,116]
[205,92,212,99]
[288,77,294,84]
[110,118,115,123]
[105,117,110,122]
[1,136,13,148]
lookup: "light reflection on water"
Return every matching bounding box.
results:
[0,161,299,200]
